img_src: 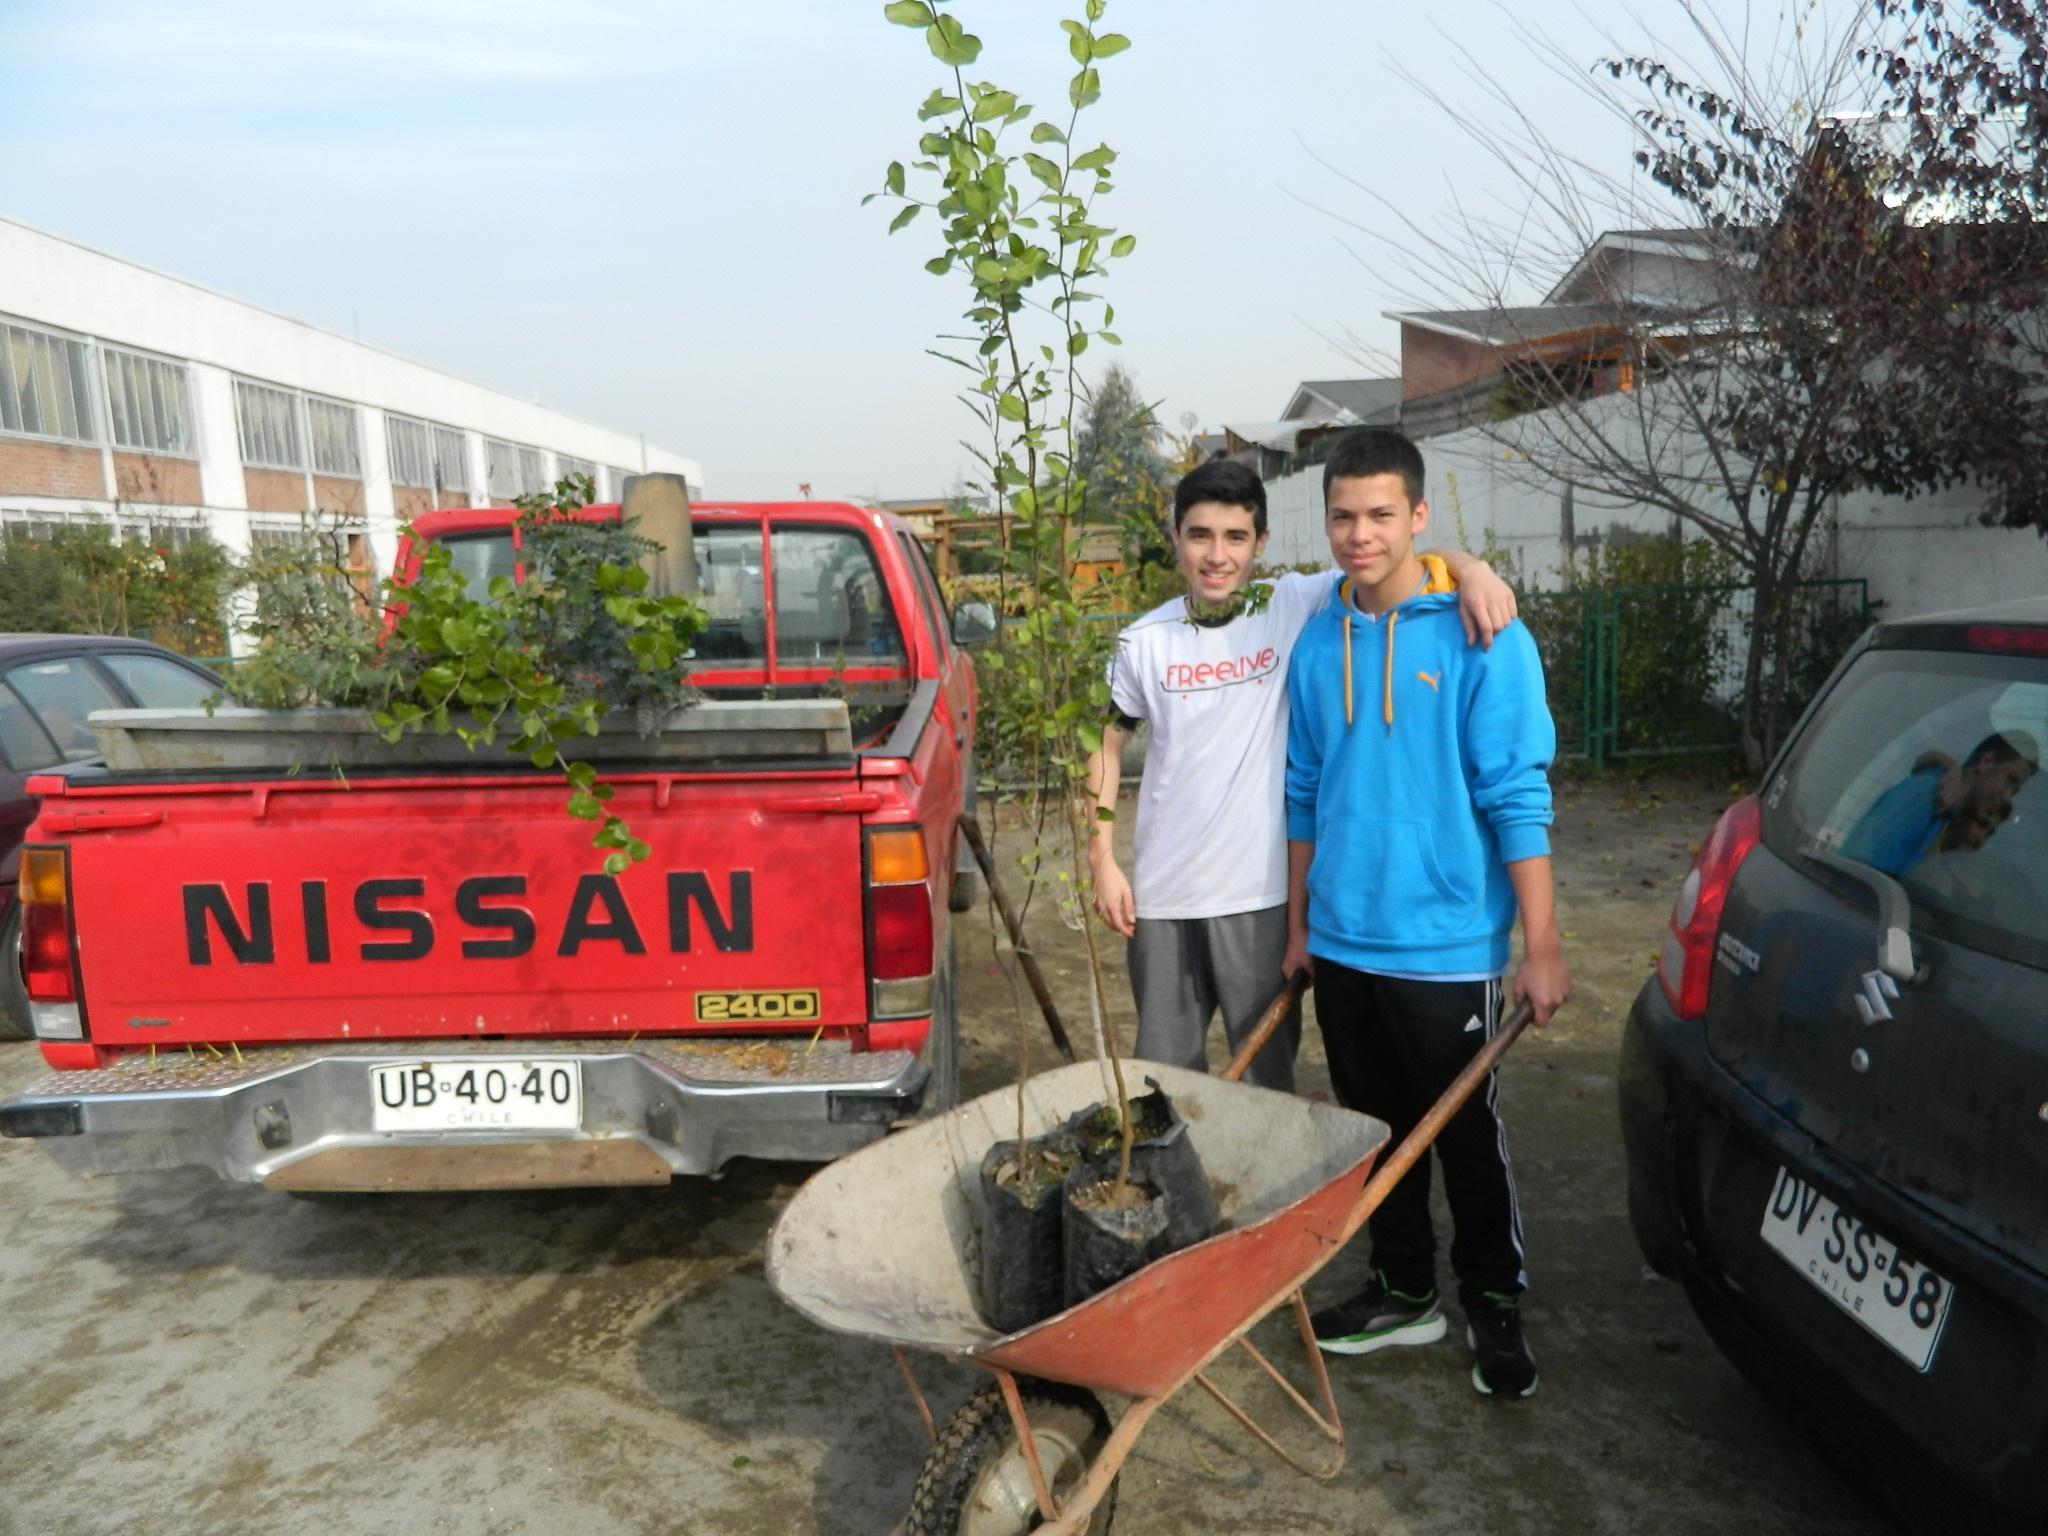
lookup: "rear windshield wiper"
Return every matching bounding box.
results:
[1804,849,1919,983]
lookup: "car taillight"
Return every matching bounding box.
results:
[866,827,933,1019]
[1657,795,1762,1022]
[1966,625,2048,656]
[18,846,85,1040]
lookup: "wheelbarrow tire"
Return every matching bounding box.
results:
[905,1379,1117,1535]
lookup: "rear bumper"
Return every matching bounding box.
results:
[1619,980,2048,1531]
[0,1037,926,1189]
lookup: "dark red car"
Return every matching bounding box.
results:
[0,635,221,1037]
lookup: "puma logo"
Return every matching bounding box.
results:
[1417,671,1441,692]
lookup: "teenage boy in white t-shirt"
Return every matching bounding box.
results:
[1082,458,1516,1090]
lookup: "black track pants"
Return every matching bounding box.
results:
[1312,959,1527,1309]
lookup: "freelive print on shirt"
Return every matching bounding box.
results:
[1106,570,1333,921]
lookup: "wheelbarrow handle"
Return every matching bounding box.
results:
[1221,975,1307,1084]
[1355,997,1536,1219]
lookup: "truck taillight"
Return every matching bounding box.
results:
[866,828,933,1019]
[18,846,85,1040]
[1657,795,1762,1022]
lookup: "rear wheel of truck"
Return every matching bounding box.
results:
[904,1379,1117,1535]
[0,904,30,1041]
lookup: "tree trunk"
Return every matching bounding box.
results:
[1739,563,1778,777]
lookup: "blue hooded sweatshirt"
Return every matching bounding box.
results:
[1285,564,1555,977]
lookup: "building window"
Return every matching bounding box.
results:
[557,454,595,487]
[306,396,362,478]
[0,506,112,541]
[387,414,433,488]
[101,347,195,457]
[120,512,205,549]
[607,466,634,499]
[432,426,469,493]
[517,446,548,496]
[0,321,97,444]
[234,379,304,470]
[484,437,519,501]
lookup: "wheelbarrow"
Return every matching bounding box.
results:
[767,982,1536,1534]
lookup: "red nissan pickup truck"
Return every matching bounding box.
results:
[0,500,983,1192]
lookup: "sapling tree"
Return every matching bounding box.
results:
[874,0,1144,1187]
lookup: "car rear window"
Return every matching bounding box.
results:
[1767,645,2047,969]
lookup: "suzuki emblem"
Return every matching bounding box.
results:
[1854,969,1900,1026]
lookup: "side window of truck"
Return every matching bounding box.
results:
[897,532,950,663]
[771,527,904,665]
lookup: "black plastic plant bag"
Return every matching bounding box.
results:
[1065,1080,1218,1252]
[1061,1161,1172,1306]
[974,1132,1077,1334]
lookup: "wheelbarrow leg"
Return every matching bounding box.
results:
[1188,1289,1347,1480]
[893,1347,937,1443]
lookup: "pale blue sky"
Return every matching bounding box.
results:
[0,0,1854,499]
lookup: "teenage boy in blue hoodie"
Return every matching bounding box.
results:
[1282,427,1569,1400]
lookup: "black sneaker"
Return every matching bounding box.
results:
[1466,1293,1537,1399]
[1311,1272,1448,1356]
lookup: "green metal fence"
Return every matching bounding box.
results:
[1521,578,1871,766]
[990,577,1871,768]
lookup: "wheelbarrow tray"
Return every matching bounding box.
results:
[766,1060,1389,1401]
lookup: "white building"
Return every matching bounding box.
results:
[0,215,701,604]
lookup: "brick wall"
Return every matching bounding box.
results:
[111,453,202,506]
[392,485,435,520]
[243,467,308,514]
[311,475,364,518]
[0,439,106,498]
[1401,324,1504,401]
[434,491,472,510]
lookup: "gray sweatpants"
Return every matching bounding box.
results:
[1126,904,1301,1093]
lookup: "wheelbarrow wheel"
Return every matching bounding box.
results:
[905,1379,1117,1535]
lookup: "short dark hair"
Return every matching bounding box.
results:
[1322,426,1425,505]
[1173,458,1266,536]
[1968,730,2041,771]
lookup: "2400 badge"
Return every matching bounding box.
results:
[693,989,821,1024]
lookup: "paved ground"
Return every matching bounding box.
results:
[0,771,1898,1535]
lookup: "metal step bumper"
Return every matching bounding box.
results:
[0,1037,927,1189]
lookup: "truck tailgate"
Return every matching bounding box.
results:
[54,770,872,1047]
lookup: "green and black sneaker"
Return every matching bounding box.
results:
[1310,1272,1448,1356]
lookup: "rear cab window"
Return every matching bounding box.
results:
[770,526,905,667]
[1767,641,2047,969]
[438,532,517,603]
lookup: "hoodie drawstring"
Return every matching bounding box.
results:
[1338,580,1400,730]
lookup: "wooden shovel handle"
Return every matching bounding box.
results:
[1355,998,1536,1218]
[1221,975,1308,1084]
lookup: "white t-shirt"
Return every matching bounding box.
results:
[1107,570,1335,920]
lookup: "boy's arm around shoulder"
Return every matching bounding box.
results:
[1462,622,1555,866]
